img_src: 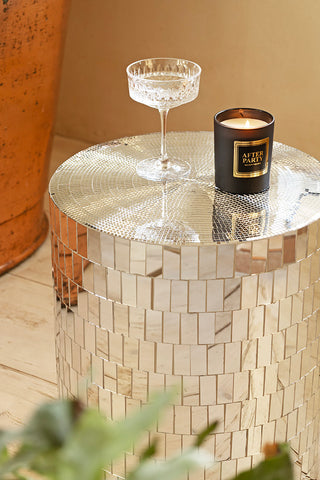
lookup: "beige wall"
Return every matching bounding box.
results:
[56,0,320,159]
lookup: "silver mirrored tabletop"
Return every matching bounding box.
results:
[49,132,320,245]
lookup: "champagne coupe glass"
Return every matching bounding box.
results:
[127,58,201,181]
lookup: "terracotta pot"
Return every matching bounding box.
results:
[0,0,70,274]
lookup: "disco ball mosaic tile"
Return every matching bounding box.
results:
[49,132,320,480]
[49,132,320,245]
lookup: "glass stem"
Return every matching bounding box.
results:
[159,108,169,167]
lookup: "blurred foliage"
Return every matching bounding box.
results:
[0,390,293,480]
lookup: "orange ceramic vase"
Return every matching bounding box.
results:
[0,0,70,274]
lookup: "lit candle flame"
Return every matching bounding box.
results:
[245,119,250,128]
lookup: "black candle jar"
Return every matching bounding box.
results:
[214,108,275,194]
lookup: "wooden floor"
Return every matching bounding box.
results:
[0,135,90,430]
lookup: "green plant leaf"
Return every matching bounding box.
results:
[22,400,80,449]
[55,390,176,480]
[128,447,212,480]
[233,444,293,480]
[194,421,218,447]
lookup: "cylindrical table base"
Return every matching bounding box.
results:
[51,197,320,480]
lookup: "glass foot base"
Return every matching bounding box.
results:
[135,218,200,244]
[136,158,191,181]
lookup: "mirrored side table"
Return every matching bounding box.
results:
[49,132,320,480]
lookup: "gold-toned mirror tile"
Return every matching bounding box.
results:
[146,244,162,277]
[108,331,123,365]
[113,303,128,336]
[92,355,104,388]
[93,264,107,297]
[88,292,100,326]
[77,223,88,258]
[217,245,234,279]
[117,365,132,396]
[248,306,264,339]
[215,432,231,461]
[307,222,318,256]
[174,345,191,375]
[87,228,101,263]
[207,279,223,312]
[235,242,252,275]
[139,339,155,373]
[77,290,88,321]
[163,247,180,280]
[290,352,302,385]
[241,275,258,309]
[215,312,232,344]
[271,331,285,363]
[132,370,148,402]
[255,396,270,425]
[231,430,246,459]
[273,267,287,303]
[158,405,174,434]
[100,297,113,331]
[189,281,206,313]
[60,211,68,246]
[190,345,207,375]
[130,241,146,275]
[242,339,257,371]
[286,325,298,358]
[199,246,216,279]
[257,271,273,306]
[224,278,241,311]
[287,262,300,297]
[100,233,114,269]
[310,251,320,284]
[74,314,85,348]
[300,257,311,290]
[145,310,162,342]
[174,405,191,434]
[224,342,241,374]
[199,313,215,345]
[200,376,216,406]
[136,276,152,310]
[283,234,295,265]
[208,344,224,375]
[264,302,278,335]
[96,328,108,361]
[107,268,121,303]
[129,306,145,340]
[279,297,292,331]
[209,404,224,433]
[148,372,165,395]
[183,376,200,406]
[153,278,170,311]
[287,409,298,440]
[83,261,94,292]
[171,280,188,313]
[296,227,308,262]
[269,390,284,422]
[313,282,320,312]
[191,405,207,434]
[291,292,303,325]
[257,335,272,368]
[303,286,314,318]
[71,341,81,374]
[115,237,130,272]
[181,246,198,280]
[283,384,295,416]
[156,343,173,374]
[232,309,248,342]
[240,399,256,429]
[224,402,240,432]
[122,272,137,307]
[163,312,180,344]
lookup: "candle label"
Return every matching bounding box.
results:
[233,137,269,178]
